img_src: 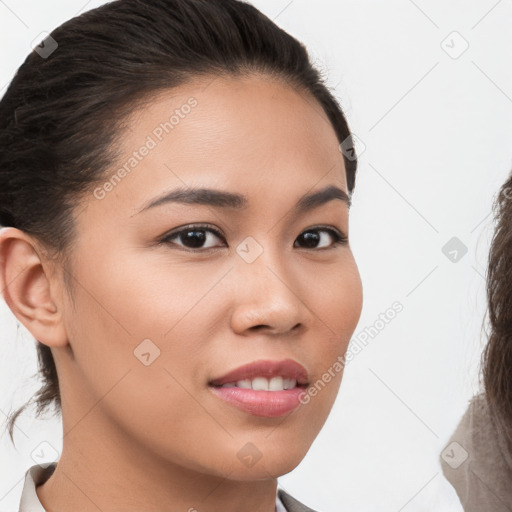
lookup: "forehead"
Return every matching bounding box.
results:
[85,73,347,220]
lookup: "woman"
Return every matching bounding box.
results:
[440,174,512,510]
[0,1,363,511]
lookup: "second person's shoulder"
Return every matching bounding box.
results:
[440,392,512,511]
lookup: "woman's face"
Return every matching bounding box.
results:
[54,74,363,480]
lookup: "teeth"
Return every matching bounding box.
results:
[219,377,297,390]
[236,379,252,389]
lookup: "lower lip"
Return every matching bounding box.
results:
[208,385,307,417]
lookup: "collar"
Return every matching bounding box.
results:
[19,462,56,512]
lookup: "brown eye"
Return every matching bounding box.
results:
[161,224,226,251]
[294,227,347,250]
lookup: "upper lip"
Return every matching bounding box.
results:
[209,358,309,387]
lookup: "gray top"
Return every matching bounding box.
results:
[440,392,512,511]
[18,462,318,512]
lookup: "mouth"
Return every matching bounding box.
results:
[208,358,310,389]
[208,359,310,417]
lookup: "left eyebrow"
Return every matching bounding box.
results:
[295,185,351,212]
[135,183,351,215]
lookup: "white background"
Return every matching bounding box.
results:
[1,1,512,511]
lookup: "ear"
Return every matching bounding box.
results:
[0,227,68,348]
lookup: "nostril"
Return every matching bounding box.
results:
[249,322,302,333]
[250,324,271,331]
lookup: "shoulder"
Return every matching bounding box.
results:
[440,392,512,511]
[277,487,321,512]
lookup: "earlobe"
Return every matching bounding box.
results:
[0,227,68,348]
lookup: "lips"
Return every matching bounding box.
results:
[208,358,309,387]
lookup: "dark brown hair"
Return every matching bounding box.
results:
[483,171,512,454]
[0,0,357,445]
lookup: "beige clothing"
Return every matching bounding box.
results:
[18,462,319,512]
[440,393,512,511]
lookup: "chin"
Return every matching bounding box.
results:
[216,448,308,481]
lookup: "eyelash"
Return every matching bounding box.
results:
[159,223,348,253]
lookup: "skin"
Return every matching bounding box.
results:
[0,74,363,512]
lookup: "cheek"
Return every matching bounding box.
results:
[64,251,224,394]
[293,256,362,404]
[335,263,363,341]
[308,255,363,345]
[69,250,214,340]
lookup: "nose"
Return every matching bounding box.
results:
[229,248,311,336]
